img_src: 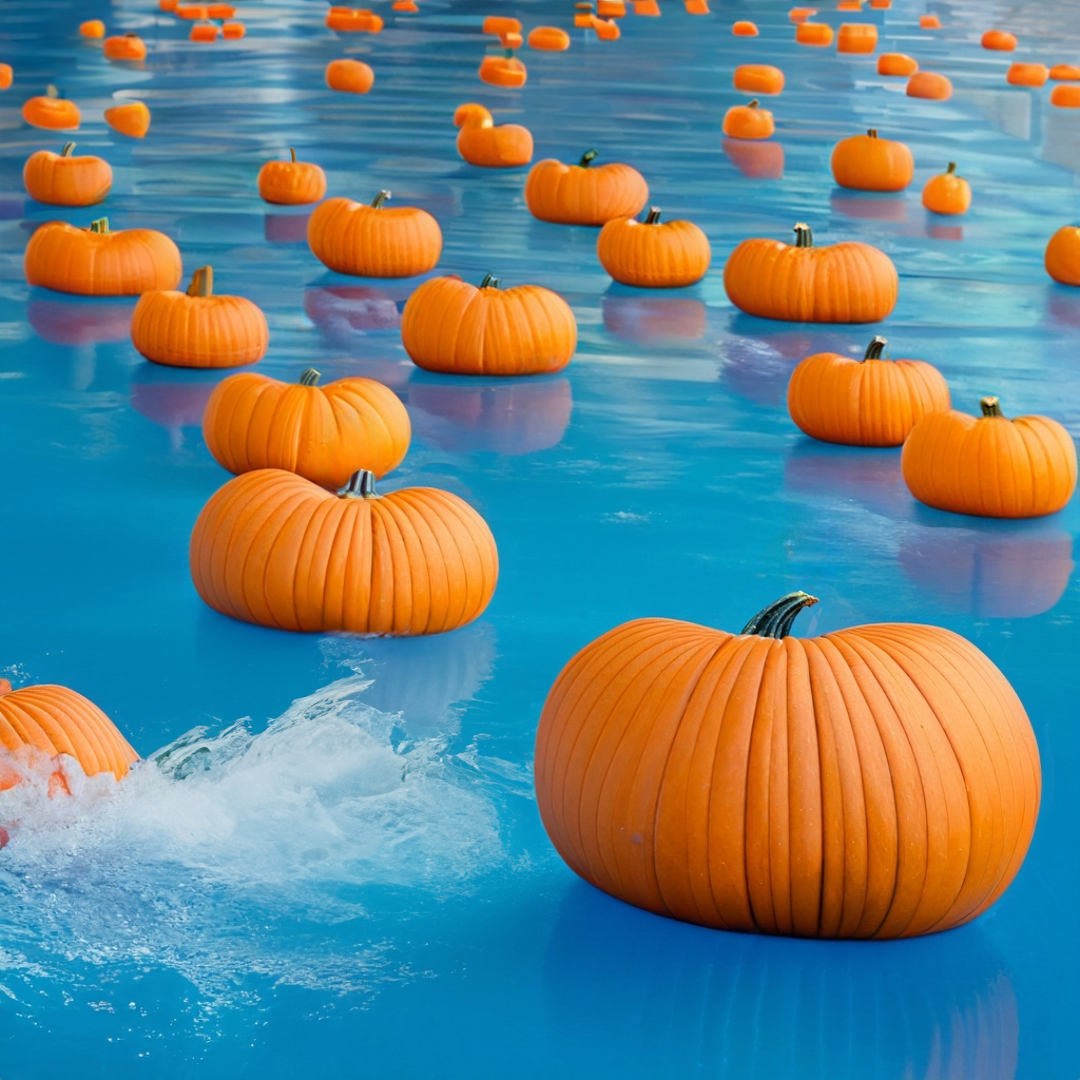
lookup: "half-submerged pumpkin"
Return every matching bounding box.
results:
[190,468,498,635]
[597,207,711,288]
[308,191,442,278]
[25,217,181,296]
[878,52,917,76]
[525,150,648,226]
[1045,225,1080,286]
[79,19,106,37]
[326,6,384,31]
[479,51,527,88]
[1006,63,1048,87]
[922,162,971,215]
[1049,85,1080,108]
[258,148,327,205]
[103,33,147,60]
[22,85,80,130]
[981,29,1017,51]
[534,591,1041,938]
[104,101,151,138]
[528,26,570,50]
[454,103,533,167]
[902,397,1077,518]
[0,64,12,91]
[724,223,898,323]
[402,273,577,375]
[787,335,950,446]
[326,58,375,93]
[722,99,775,140]
[24,142,112,207]
[131,266,268,368]
[732,20,758,36]
[831,129,913,192]
[733,64,785,95]
[907,72,953,100]
[203,367,410,486]
[796,23,833,46]
[837,23,877,53]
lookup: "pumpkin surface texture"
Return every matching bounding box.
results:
[722,99,775,140]
[104,101,151,138]
[534,591,1042,938]
[22,86,80,130]
[524,150,649,226]
[1045,225,1080,286]
[454,103,533,167]
[596,207,711,287]
[23,142,112,207]
[831,129,913,192]
[922,162,971,215]
[257,147,327,205]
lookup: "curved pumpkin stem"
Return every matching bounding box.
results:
[862,335,888,361]
[61,142,76,157]
[338,470,378,499]
[644,207,662,224]
[741,591,819,639]
[371,190,391,209]
[793,222,813,248]
[289,147,297,163]
[299,368,321,386]
[89,217,110,234]
[579,149,598,168]
[480,272,500,289]
[980,396,1004,417]
[187,266,213,298]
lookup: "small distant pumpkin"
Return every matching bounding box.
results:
[222,19,245,37]
[25,217,182,296]
[479,51,527,88]
[788,6,817,21]
[24,142,112,207]
[258,147,327,205]
[831,128,913,192]
[402,273,577,376]
[482,15,521,36]
[1050,64,1080,81]
[597,0,625,15]
[922,162,971,215]
[454,103,533,167]
[104,101,151,138]
[0,64,12,90]
[733,64,785,95]
[190,23,219,41]
[633,0,660,14]
[902,397,1077,518]
[919,14,941,28]
[1050,85,1080,108]
[981,29,1017,51]
[207,2,234,16]
[527,26,570,50]
[393,1,419,11]
[722,98,775,140]
[308,191,443,278]
[787,334,951,446]
[1045,226,1080,287]
[908,72,953,99]
[203,367,411,487]
[22,85,80,130]
[597,207,711,288]
[574,3,595,28]
[326,58,375,93]
[878,52,917,76]
[796,22,833,46]
[131,265,268,368]
[592,15,621,39]
[684,0,709,13]
[837,23,877,53]
[326,6,384,31]
[103,33,147,60]
[525,150,649,226]
[732,20,759,36]
[1006,63,1049,88]
[175,3,206,16]
[79,19,106,37]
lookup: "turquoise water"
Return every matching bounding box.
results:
[1,0,1078,1075]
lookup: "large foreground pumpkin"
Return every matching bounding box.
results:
[190,468,498,635]
[535,592,1041,939]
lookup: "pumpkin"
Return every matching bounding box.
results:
[308,191,442,278]
[103,33,147,60]
[734,64,785,95]
[525,150,649,226]
[837,23,877,54]
[190,23,219,41]
[104,100,151,138]
[919,14,941,28]
[1050,85,1080,108]
[131,265,268,368]
[258,147,327,205]
[159,0,177,8]
[907,72,953,100]
[535,590,1041,939]
[837,0,862,10]
[922,162,971,215]
[402,273,577,376]
[393,1,419,12]
[981,29,1016,51]
[575,4,594,28]
[869,0,891,7]
[175,4,208,17]
[878,52,917,76]
[796,23,833,46]
[482,15,521,36]
[723,137,784,179]
[24,142,112,207]
[22,86,80,130]
[633,0,660,14]
[223,20,246,38]
[787,334,950,446]
[479,52,527,88]
[454,103,533,167]
[596,207,711,288]
[79,19,106,37]
[326,7,383,31]
[203,367,410,486]
[25,217,181,296]
[597,0,626,15]
[722,99,775,140]
[528,26,570,50]
[592,17,621,40]
[0,64,11,90]
[500,31,524,48]
[789,7,818,22]
[1050,64,1080,81]
[207,2,234,16]
[0,680,139,789]
[724,222,898,323]
[189,468,498,636]
[732,21,759,36]
[326,58,375,93]
[1006,63,1048,88]
[684,0,709,13]
[831,128,913,192]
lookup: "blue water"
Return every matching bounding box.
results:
[1,0,1078,1075]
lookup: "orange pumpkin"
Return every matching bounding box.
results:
[79,19,106,37]
[482,15,521,36]
[326,58,375,93]
[684,0,709,12]
[1,680,139,790]
[24,142,112,207]
[922,162,971,215]
[796,22,833,46]
[787,335,950,446]
[22,86,80,130]
[732,20,759,36]
[159,0,177,9]
[104,100,151,138]
[103,33,147,60]
[308,191,442,278]
[223,20,246,38]
[326,6,383,31]
[919,14,941,28]
[1045,226,1080,286]
[1050,64,1080,81]
[0,64,12,90]
[454,103,533,167]
[258,147,327,205]
[534,590,1041,939]
[597,0,626,15]
[789,7,818,21]
[190,468,498,635]
[722,99,775,140]
[393,1,419,11]
[527,26,570,50]
[525,150,649,226]
[175,4,208,17]
[724,222,898,323]
[734,64,785,95]
[902,397,1077,518]
[907,72,953,100]
[1006,62,1048,88]
[402,273,577,376]
[633,0,660,14]
[203,367,410,487]
[190,23,219,41]
[1050,85,1080,108]
[981,29,1017,51]
[831,129,913,192]
[500,31,524,48]
[479,53,527,88]
[592,16,621,40]
[878,52,917,76]
[575,4,595,28]
[837,0,862,10]
[868,0,890,7]
[837,23,877,53]
[25,217,182,296]
[597,207,711,288]
[207,2,234,15]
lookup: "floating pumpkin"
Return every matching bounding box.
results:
[831,129,913,192]
[597,207,711,288]
[922,162,971,215]
[574,3,594,28]
[1006,63,1048,88]
[207,2,234,16]
[1050,64,1080,81]
[0,64,11,90]
[1045,226,1080,287]
[223,20,245,38]
[684,0,709,13]
[907,72,952,100]
[597,0,625,15]
[722,99,775,140]
[868,0,890,7]
[326,58,375,93]
[733,64,785,95]
[534,590,1041,939]
[592,17,621,40]
[732,20,758,36]
[203,367,410,487]
[104,100,151,138]
[103,33,147,60]
[454,103,533,167]
[326,6,383,31]
[482,15,521,36]
[902,397,1077,518]
[190,468,498,635]
[1050,85,1080,108]
[24,142,112,207]
[981,29,1017,51]
[190,23,219,41]
[25,217,182,296]
[393,1,419,12]
[634,0,660,14]
[175,4,208,16]
[787,335,950,446]
[0,680,139,790]
[796,22,833,46]
[257,147,327,205]
[159,0,177,8]
[22,86,80,130]
[837,23,877,54]
[525,150,649,226]
[724,223,898,323]
[479,52,527,88]
[528,26,570,50]
[878,52,917,76]
[402,273,577,376]
[79,19,106,37]
[919,14,941,28]
[308,191,442,278]
[789,7,818,22]
[837,0,862,10]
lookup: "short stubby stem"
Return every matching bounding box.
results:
[644,207,662,224]
[338,470,378,499]
[868,128,878,138]
[480,272,500,289]
[741,591,819,639]
[186,266,214,298]
[748,98,760,109]
[90,217,110,234]
[299,368,321,386]
[946,162,957,175]
[579,149,598,168]
[793,222,814,248]
[980,396,1004,417]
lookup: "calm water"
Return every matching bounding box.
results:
[1,0,1078,1076]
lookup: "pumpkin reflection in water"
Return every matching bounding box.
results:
[129,365,220,450]
[27,294,135,346]
[602,294,707,342]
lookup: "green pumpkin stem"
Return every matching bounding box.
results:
[480,272,500,289]
[338,470,378,499]
[186,266,213,298]
[645,207,662,224]
[579,149,599,168]
[371,190,391,209]
[741,591,819,639]
[793,222,813,248]
[89,217,110,234]
[980,396,1004,418]
[61,142,76,157]
[862,336,888,361]
[299,368,321,386]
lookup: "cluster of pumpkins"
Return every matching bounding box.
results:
[3,1,1075,941]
